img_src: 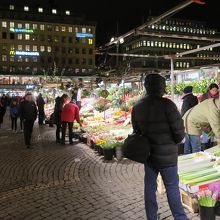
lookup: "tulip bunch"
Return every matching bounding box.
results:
[197,189,219,207]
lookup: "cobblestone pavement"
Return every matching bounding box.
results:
[0,116,200,220]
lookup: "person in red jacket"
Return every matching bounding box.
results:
[61,98,82,145]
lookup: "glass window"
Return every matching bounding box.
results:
[40,35,45,41]
[10,33,15,40]
[48,35,52,42]
[62,36,66,43]
[88,28,92,33]
[82,48,86,54]
[24,6,29,11]
[10,57,14,62]
[25,23,30,29]
[18,23,22,28]
[40,46,45,52]
[26,45,30,51]
[2,55,7,62]
[47,46,52,52]
[25,34,30,40]
[33,24,37,30]
[162,42,165,48]
[82,38,86,44]
[62,47,66,54]
[68,48,73,54]
[143,41,146,46]
[33,57,38,62]
[10,22,15,28]
[18,56,22,62]
[68,37,73,43]
[61,26,66,32]
[82,28,86,33]
[55,26,59,31]
[151,41,154,47]
[158,42,162,47]
[2,21,7,28]
[10,5,14,10]
[88,39,93,45]
[18,34,22,40]
[38,8,43,13]
[18,45,22,50]
[40,25,45,30]
[54,36,59,43]
[66,11,70,15]
[25,57,29,62]
[75,27,79,33]
[52,9,57,14]
[33,45,38,51]
[68,27,73,33]
[75,48,80,54]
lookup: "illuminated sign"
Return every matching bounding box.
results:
[76,32,93,38]
[10,50,40,56]
[10,28,34,33]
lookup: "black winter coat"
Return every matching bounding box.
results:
[53,99,63,125]
[181,93,198,117]
[132,96,185,167]
[19,100,37,122]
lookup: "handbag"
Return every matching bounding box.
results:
[122,133,151,164]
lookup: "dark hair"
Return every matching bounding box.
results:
[209,83,219,90]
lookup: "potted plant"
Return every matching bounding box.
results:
[197,189,219,220]
[101,141,115,161]
[114,137,125,160]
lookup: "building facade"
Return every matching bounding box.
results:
[121,17,220,71]
[0,5,96,77]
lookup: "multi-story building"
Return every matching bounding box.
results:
[121,17,220,71]
[0,5,96,77]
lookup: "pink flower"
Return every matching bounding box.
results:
[212,193,218,201]
[205,189,212,197]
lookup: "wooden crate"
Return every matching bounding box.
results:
[180,189,199,213]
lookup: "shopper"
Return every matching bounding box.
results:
[61,97,82,145]
[76,84,82,110]
[53,94,68,143]
[181,86,198,116]
[132,73,187,220]
[201,83,219,150]
[18,97,25,132]
[19,93,37,148]
[10,99,19,132]
[36,93,45,125]
[183,97,220,154]
[201,83,219,102]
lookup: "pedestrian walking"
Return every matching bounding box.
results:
[36,93,45,125]
[10,99,19,132]
[61,97,82,145]
[181,86,198,117]
[132,73,187,220]
[19,93,37,148]
[18,97,25,132]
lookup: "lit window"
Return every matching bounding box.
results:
[163,26,166,30]
[155,41,158,47]
[143,41,146,46]
[82,28,86,33]
[10,22,14,28]
[88,28,92,33]
[166,43,169,48]
[26,45,30,51]
[173,43,176,48]
[18,45,22,50]
[176,62,179,68]
[180,44,183,49]
[75,27,79,33]
[52,9,57,14]
[147,41,150,46]
[88,39,93,45]
[176,44,179,49]
[68,27,73,32]
[18,23,22,28]
[61,26,66,32]
[187,63,190,68]
[18,34,22,40]
[38,8,43,13]
[25,34,30,40]
[213,31,215,35]
[10,57,14,62]
[33,57,38,62]
[82,38,87,44]
[2,55,7,62]
[33,24,37,30]
[40,46,45,52]
[10,5,14,10]
[2,21,7,28]
[183,44,186,49]
[169,43,172,48]
[47,46,52,52]
[24,6,29,11]
[33,46,38,51]
[197,45,200,49]
[66,11,70,15]
[187,45,190,49]
[162,42,165,48]
[25,23,30,29]
[18,56,22,62]
[151,41,154,47]
[40,25,45,31]
[25,58,29,62]
[55,26,59,31]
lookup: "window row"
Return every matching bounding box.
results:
[148,24,215,35]
[196,53,220,60]
[1,21,94,34]
[175,62,190,68]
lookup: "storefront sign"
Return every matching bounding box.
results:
[76,32,93,38]
[10,28,34,33]
[13,51,40,56]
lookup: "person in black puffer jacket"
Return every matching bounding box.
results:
[132,73,187,220]
[181,86,198,117]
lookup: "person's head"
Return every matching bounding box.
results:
[144,73,166,97]
[183,86,193,95]
[62,94,69,104]
[208,83,219,96]
[25,93,33,102]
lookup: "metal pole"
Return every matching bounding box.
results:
[116,42,119,66]
[170,58,175,101]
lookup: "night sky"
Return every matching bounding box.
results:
[1,0,219,46]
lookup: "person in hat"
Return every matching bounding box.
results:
[181,86,198,117]
[19,93,37,148]
[61,96,82,145]
[201,83,219,102]
[132,73,187,220]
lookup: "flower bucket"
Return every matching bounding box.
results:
[200,206,216,220]
[115,146,123,160]
[103,149,114,161]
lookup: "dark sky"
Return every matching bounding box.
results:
[1,0,219,46]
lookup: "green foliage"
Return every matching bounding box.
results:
[82,90,91,97]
